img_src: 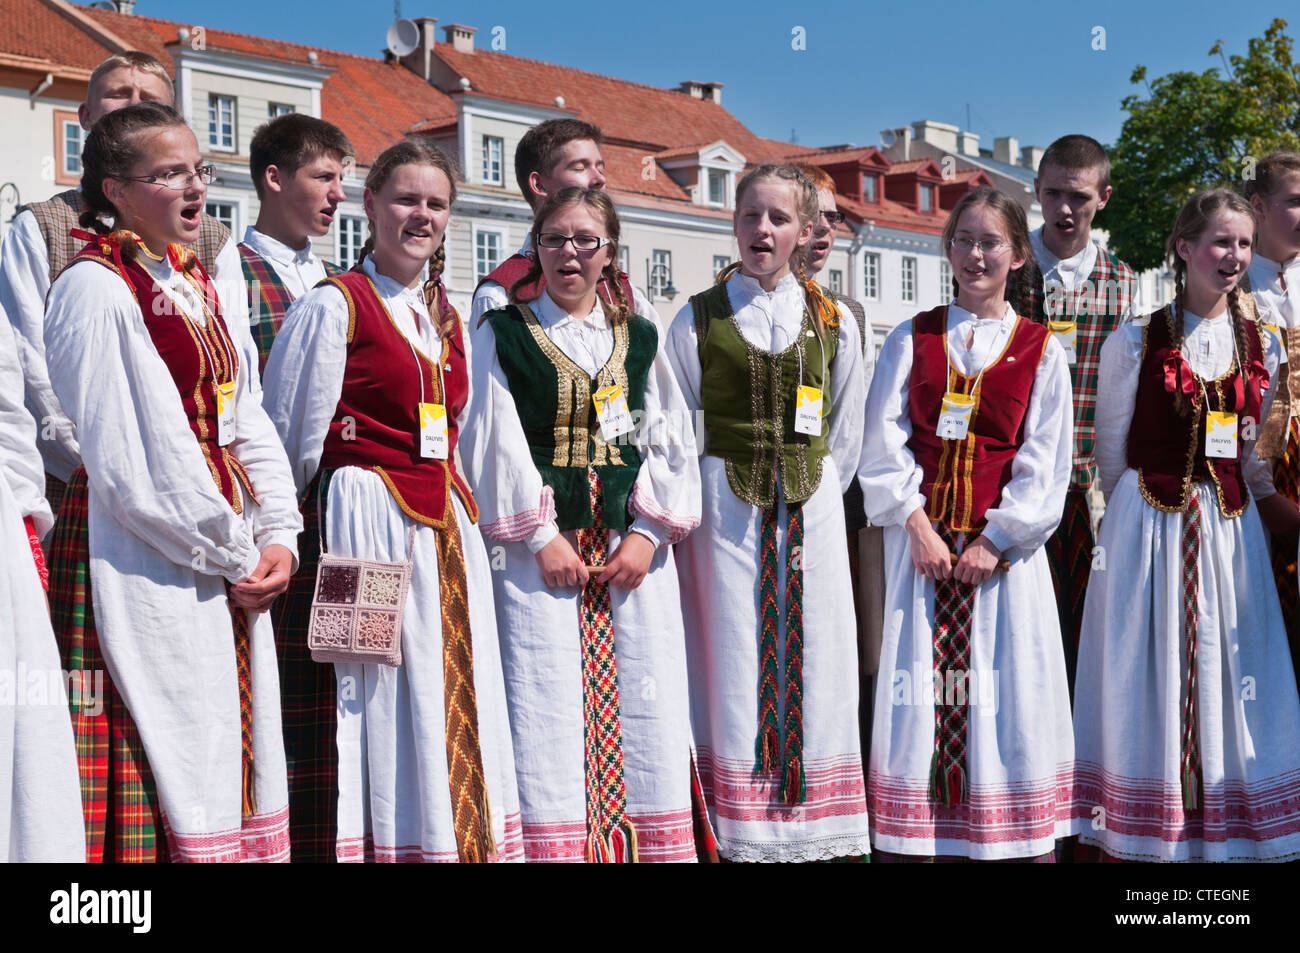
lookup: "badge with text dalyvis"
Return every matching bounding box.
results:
[217,380,237,446]
[937,392,975,440]
[593,383,635,442]
[794,384,824,436]
[1205,410,1238,459]
[419,402,449,459]
[1048,320,1077,365]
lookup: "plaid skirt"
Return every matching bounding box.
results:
[273,470,339,862]
[49,468,168,863]
[1044,487,1094,696]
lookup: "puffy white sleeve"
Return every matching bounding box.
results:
[1094,322,1144,500]
[978,337,1073,555]
[664,302,703,452]
[0,210,80,482]
[1246,325,1283,500]
[858,320,925,526]
[0,314,51,535]
[261,283,349,498]
[459,318,558,553]
[626,333,701,547]
[44,262,261,583]
[469,281,508,333]
[827,309,866,493]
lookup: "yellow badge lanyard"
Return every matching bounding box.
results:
[405,304,449,459]
[1192,321,1243,458]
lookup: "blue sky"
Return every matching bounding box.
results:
[132,0,1287,152]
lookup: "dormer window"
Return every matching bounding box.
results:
[862,173,877,204]
[919,185,933,213]
[708,168,727,206]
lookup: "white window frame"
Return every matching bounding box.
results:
[862,173,877,203]
[919,185,933,213]
[203,199,239,236]
[618,245,630,275]
[939,259,953,304]
[482,135,504,186]
[828,269,843,294]
[473,225,506,283]
[650,249,672,300]
[707,168,727,207]
[62,119,82,177]
[863,252,880,301]
[208,94,236,151]
[268,102,294,118]
[712,254,730,279]
[336,214,367,270]
[901,256,917,304]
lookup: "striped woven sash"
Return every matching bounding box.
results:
[1180,494,1204,810]
[930,523,975,806]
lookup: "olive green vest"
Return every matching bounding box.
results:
[486,303,657,531]
[691,282,837,506]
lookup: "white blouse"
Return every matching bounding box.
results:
[241,226,330,301]
[1248,253,1300,329]
[0,315,51,535]
[1030,225,1098,294]
[1094,308,1281,500]
[859,302,1073,556]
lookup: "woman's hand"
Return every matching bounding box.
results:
[952,535,1001,586]
[906,508,951,581]
[535,534,590,588]
[229,543,295,613]
[600,533,655,590]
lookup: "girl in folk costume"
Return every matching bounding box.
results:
[1073,189,1300,862]
[263,139,522,863]
[462,188,701,862]
[42,103,302,862]
[859,187,1074,861]
[1,315,84,861]
[665,164,870,862]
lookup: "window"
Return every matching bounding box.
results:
[940,260,953,304]
[482,136,503,186]
[650,249,672,299]
[919,185,933,213]
[618,245,629,275]
[54,111,82,185]
[901,256,917,303]
[712,254,730,279]
[863,253,880,301]
[828,269,843,294]
[707,169,727,206]
[204,201,237,234]
[208,94,236,150]
[337,215,366,269]
[475,230,503,283]
[268,103,294,117]
[862,173,877,203]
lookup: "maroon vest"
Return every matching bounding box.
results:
[1127,308,1268,518]
[476,252,636,314]
[68,232,253,512]
[908,305,1049,533]
[317,271,477,527]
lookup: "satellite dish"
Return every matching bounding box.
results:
[90,1,116,9]
[879,128,898,148]
[386,18,419,58]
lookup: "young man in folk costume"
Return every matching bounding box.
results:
[1243,152,1300,682]
[240,113,352,375]
[468,118,657,331]
[1026,135,1137,692]
[0,52,243,521]
[793,164,883,770]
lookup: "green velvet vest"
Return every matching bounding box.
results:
[486,303,657,531]
[691,282,837,506]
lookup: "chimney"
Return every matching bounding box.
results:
[993,136,1019,165]
[1022,145,1045,172]
[698,81,723,105]
[957,130,980,157]
[400,17,438,82]
[443,23,477,54]
[114,0,136,12]
[911,119,959,154]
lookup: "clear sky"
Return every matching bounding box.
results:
[131,0,1287,152]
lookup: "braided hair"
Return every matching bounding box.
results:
[1164,188,1257,418]
[940,187,1036,319]
[77,101,189,234]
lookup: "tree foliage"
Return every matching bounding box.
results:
[1101,18,1300,271]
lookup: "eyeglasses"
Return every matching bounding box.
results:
[819,210,845,226]
[537,232,611,252]
[119,165,216,191]
[948,237,1012,255]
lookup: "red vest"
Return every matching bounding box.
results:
[477,252,636,313]
[1127,307,1268,518]
[907,305,1049,533]
[69,232,253,512]
[317,271,477,527]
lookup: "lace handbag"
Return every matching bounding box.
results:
[307,479,415,668]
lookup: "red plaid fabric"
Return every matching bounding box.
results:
[574,466,637,862]
[271,470,339,861]
[1271,417,1300,674]
[44,473,67,523]
[930,524,975,806]
[1025,248,1136,489]
[49,469,169,862]
[1044,487,1093,694]
[239,245,296,376]
[1180,494,1203,810]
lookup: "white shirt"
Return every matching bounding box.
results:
[0,208,248,482]
[1247,252,1300,329]
[0,315,50,535]
[1031,225,1098,294]
[240,226,329,302]
[1094,308,1281,501]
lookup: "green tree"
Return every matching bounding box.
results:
[1102,18,1300,271]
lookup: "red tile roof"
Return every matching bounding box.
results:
[602,142,690,202]
[5,0,113,73]
[838,195,945,235]
[886,158,944,178]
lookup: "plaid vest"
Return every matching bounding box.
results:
[238,244,342,374]
[25,190,229,283]
[1024,246,1136,490]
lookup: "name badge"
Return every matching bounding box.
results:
[937,392,975,440]
[1048,320,1077,364]
[593,384,634,441]
[794,385,824,436]
[419,402,449,459]
[1205,410,1238,459]
[217,380,237,446]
